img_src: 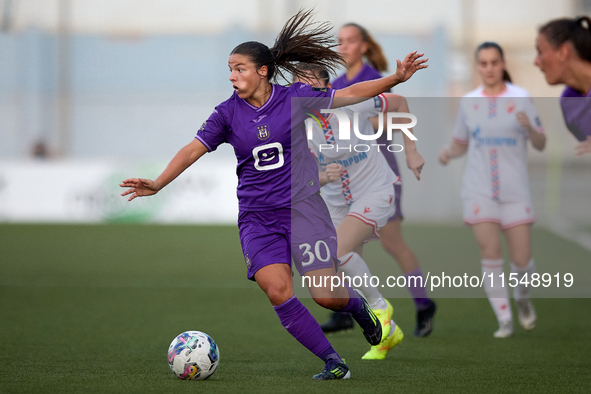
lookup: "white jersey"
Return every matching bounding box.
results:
[307,94,398,207]
[452,83,544,203]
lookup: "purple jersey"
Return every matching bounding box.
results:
[560,86,591,141]
[332,63,386,90]
[196,82,335,211]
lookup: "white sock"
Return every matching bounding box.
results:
[511,259,535,301]
[481,259,512,323]
[339,252,387,310]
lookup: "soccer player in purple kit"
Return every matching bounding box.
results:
[535,16,591,156]
[322,22,436,338]
[120,10,428,380]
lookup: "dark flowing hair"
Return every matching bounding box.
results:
[343,23,388,72]
[230,9,345,83]
[475,42,512,83]
[539,16,591,62]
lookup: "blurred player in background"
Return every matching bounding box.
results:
[535,16,591,156]
[297,66,425,359]
[120,9,428,379]
[323,22,436,338]
[439,42,546,338]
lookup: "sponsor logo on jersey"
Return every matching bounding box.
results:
[257,124,270,140]
[252,142,284,171]
[312,87,328,92]
[364,206,371,213]
[198,121,207,132]
[244,253,251,269]
[473,127,517,147]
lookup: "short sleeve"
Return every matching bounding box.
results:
[293,82,336,111]
[195,108,229,152]
[452,100,470,145]
[524,96,544,134]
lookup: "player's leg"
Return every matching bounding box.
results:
[336,215,389,311]
[472,221,513,337]
[316,204,356,333]
[379,218,436,337]
[291,194,382,348]
[504,222,536,330]
[321,194,393,336]
[254,264,349,380]
[240,209,349,380]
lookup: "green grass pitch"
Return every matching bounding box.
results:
[1,224,590,393]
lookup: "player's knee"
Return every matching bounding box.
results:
[264,282,292,305]
[480,245,502,260]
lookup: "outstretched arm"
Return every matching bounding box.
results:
[120,138,208,201]
[332,51,428,107]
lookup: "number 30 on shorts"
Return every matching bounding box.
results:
[299,240,331,266]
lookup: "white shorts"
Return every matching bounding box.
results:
[462,198,536,230]
[327,187,395,238]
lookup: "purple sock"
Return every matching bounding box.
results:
[337,285,363,315]
[405,268,432,311]
[273,296,342,363]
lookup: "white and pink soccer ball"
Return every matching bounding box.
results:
[167,331,220,380]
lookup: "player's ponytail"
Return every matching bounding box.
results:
[231,9,345,83]
[476,42,512,83]
[539,16,591,62]
[343,23,389,72]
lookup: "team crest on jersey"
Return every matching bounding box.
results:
[244,253,251,269]
[505,100,516,114]
[257,124,270,140]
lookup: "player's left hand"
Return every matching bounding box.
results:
[394,51,429,84]
[406,149,425,180]
[516,111,531,129]
[575,136,591,156]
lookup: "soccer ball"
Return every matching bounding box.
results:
[167,331,220,380]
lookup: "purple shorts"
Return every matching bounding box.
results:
[238,192,339,281]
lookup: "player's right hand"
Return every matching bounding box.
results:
[325,163,343,183]
[438,148,451,165]
[120,178,160,201]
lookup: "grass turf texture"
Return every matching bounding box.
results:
[1,224,590,393]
